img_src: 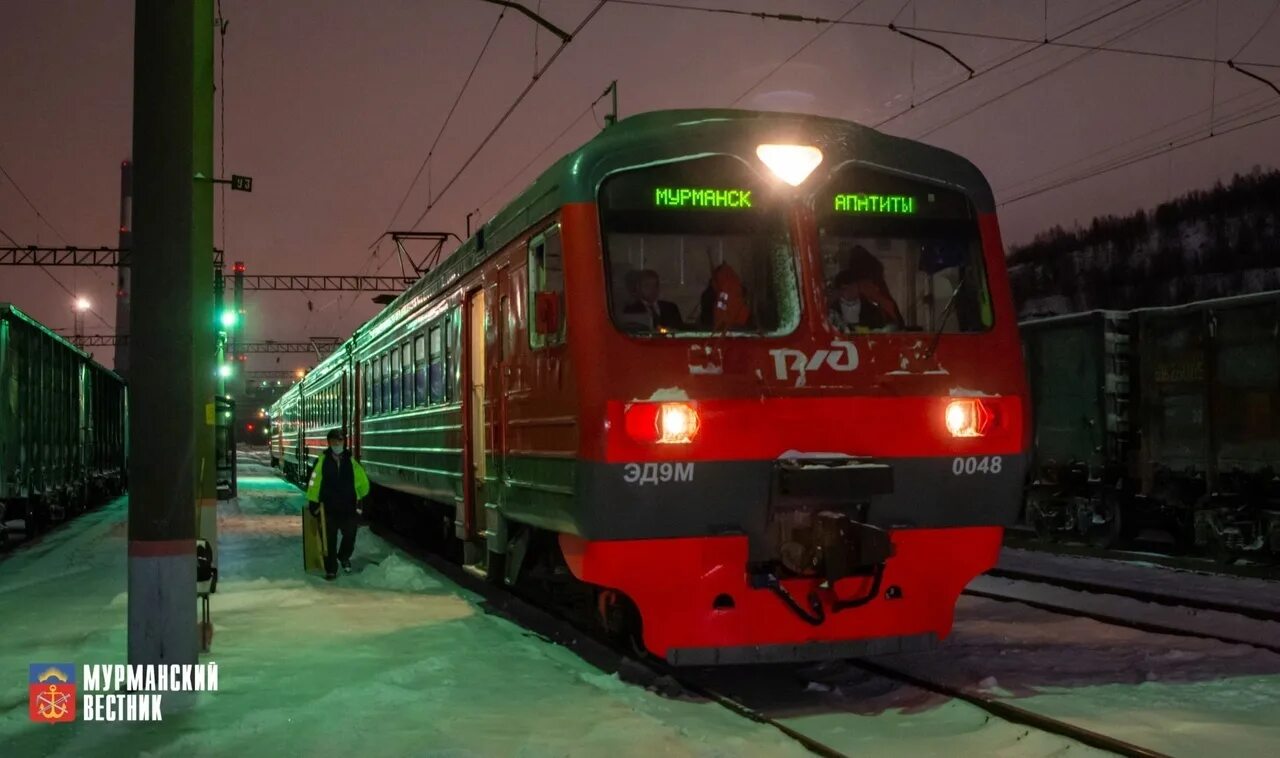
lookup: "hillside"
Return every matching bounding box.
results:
[1007,168,1280,318]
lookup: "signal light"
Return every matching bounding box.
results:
[219,310,238,329]
[946,399,993,438]
[624,402,700,445]
[756,144,823,186]
[217,364,233,379]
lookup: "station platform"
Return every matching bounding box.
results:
[0,462,803,757]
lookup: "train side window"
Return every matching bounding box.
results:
[429,325,444,404]
[365,361,373,416]
[382,353,392,413]
[371,359,381,415]
[391,348,401,411]
[414,335,427,406]
[445,307,460,402]
[528,224,566,349]
[401,340,413,408]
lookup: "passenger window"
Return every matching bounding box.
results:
[372,359,382,415]
[528,224,566,349]
[413,335,425,406]
[382,353,392,412]
[429,326,444,403]
[365,361,373,415]
[401,340,413,408]
[391,348,401,410]
[445,308,460,402]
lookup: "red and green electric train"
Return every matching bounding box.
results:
[272,109,1028,664]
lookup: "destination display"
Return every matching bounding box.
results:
[653,187,753,209]
[833,193,917,215]
[822,166,972,221]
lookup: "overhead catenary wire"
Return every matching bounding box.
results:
[995,84,1274,196]
[475,83,618,217]
[913,0,1201,139]
[610,0,1280,70]
[0,223,113,329]
[1,159,113,328]
[728,0,872,107]
[403,1,609,232]
[873,0,1151,128]
[999,106,1280,207]
[377,7,508,239]
[1232,0,1280,57]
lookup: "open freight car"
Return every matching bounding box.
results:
[1021,310,1134,546]
[0,304,127,535]
[1021,292,1280,561]
[1136,292,1280,561]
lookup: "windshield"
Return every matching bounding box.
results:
[598,156,801,338]
[816,166,992,334]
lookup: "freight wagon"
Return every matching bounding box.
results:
[1022,291,1280,561]
[0,304,128,535]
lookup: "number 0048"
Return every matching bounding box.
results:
[952,456,1003,475]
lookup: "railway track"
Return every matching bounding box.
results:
[353,478,1180,757]
[1004,532,1279,581]
[966,571,1280,655]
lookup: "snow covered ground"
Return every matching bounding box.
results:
[858,593,1280,757]
[997,546,1280,614]
[3,466,1278,756]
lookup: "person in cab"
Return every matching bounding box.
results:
[828,246,904,332]
[305,428,371,580]
[622,269,685,331]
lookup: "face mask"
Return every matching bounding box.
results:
[330,443,345,455]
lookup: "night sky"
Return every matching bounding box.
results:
[2,0,1277,373]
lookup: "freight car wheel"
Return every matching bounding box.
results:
[1026,505,1058,543]
[1085,491,1125,549]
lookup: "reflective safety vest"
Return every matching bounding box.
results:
[305,452,371,504]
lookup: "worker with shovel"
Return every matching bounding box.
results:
[304,428,371,580]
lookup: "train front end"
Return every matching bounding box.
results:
[559,111,1028,664]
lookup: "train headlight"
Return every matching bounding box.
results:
[756,144,823,186]
[946,399,993,438]
[624,402,700,445]
[658,403,699,444]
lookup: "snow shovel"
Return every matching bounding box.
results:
[302,503,328,573]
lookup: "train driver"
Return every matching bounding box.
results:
[621,269,686,331]
[828,246,904,332]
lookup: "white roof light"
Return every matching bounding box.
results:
[756,144,823,186]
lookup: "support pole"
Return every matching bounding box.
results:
[128,0,212,689]
[194,0,219,646]
[114,161,133,378]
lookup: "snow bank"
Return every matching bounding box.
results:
[350,553,445,593]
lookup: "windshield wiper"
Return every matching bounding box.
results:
[923,273,965,360]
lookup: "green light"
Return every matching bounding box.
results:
[217,364,233,378]
[219,310,238,329]
[834,193,916,215]
[654,187,752,209]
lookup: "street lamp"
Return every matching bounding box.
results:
[73,297,91,339]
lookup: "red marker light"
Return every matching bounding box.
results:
[945,399,994,438]
[625,402,700,445]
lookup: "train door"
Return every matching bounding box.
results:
[462,288,490,561]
